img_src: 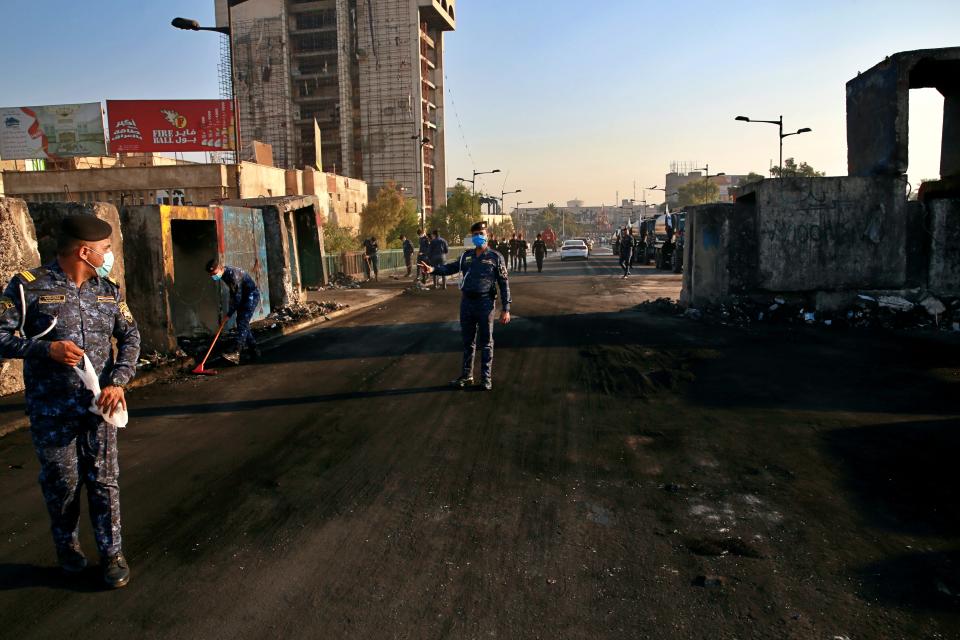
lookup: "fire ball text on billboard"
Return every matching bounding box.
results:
[0,102,106,160]
[106,100,235,153]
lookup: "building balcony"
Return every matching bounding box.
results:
[418,0,456,31]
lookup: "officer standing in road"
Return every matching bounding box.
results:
[401,234,415,277]
[205,259,262,364]
[516,233,529,273]
[533,233,547,273]
[428,228,449,290]
[619,226,636,278]
[418,221,511,391]
[0,215,140,589]
[416,229,431,283]
[508,233,519,271]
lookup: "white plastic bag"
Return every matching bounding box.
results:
[73,354,128,429]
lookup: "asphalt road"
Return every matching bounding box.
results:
[1,248,958,639]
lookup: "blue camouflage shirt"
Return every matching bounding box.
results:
[220,266,259,315]
[0,261,141,417]
[433,248,512,311]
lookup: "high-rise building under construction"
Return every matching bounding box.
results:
[215,0,455,216]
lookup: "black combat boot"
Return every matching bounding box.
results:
[450,376,474,388]
[102,553,130,589]
[57,543,88,574]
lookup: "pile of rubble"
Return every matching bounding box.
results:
[638,293,960,332]
[260,300,348,329]
[403,281,432,294]
[137,349,189,371]
[324,272,362,290]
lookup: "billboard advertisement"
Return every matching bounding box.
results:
[0,102,106,159]
[107,99,235,153]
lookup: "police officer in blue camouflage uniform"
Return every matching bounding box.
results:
[205,259,261,364]
[419,221,511,391]
[0,215,140,589]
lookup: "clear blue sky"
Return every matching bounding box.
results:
[1,0,957,206]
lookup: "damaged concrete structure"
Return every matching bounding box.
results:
[26,202,127,295]
[0,198,40,396]
[120,204,272,353]
[682,47,960,310]
[221,196,327,309]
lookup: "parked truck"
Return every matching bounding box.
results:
[541,227,559,252]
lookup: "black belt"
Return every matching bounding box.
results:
[462,290,495,300]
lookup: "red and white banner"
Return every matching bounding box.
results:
[106,99,235,152]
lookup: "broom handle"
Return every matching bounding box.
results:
[197,316,230,370]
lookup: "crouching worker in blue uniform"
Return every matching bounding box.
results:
[0,215,140,588]
[419,221,511,391]
[205,259,261,364]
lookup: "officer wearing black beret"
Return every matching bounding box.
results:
[419,221,511,390]
[0,214,140,588]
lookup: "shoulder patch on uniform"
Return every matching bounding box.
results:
[39,294,66,304]
[18,270,36,282]
[118,301,134,323]
[106,276,119,287]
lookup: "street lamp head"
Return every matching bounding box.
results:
[455,177,466,182]
[716,172,726,177]
[648,185,660,190]
[492,169,501,174]
[735,116,750,122]
[171,17,201,30]
[797,127,812,134]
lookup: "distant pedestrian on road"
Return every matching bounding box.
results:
[508,233,519,271]
[516,233,529,273]
[418,220,511,391]
[428,229,449,290]
[401,234,415,277]
[618,226,636,278]
[417,229,431,283]
[207,259,262,363]
[363,236,379,282]
[0,215,139,588]
[533,233,547,272]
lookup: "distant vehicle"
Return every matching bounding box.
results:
[573,237,593,253]
[559,239,588,261]
[653,211,686,272]
[633,218,657,265]
[541,227,559,252]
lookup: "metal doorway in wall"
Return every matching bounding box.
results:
[294,206,323,288]
[169,220,220,337]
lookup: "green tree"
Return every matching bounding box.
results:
[769,158,825,178]
[360,181,409,245]
[323,221,359,254]
[489,218,514,239]
[676,180,720,207]
[427,183,477,244]
[387,199,419,248]
[740,172,765,186]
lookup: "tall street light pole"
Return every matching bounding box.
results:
[411,133,430,228]
[172,15,241,161]
[735,115,812,176]
[472,168,500,195]
[501,189,521,216]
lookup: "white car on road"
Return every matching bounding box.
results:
[559,239,589,261]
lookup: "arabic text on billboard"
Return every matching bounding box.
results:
[0,102,106,160]
[107,100,235,153]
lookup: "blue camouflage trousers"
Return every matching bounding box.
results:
[30,413,122,557]
[236,291,261,352]
[461,296,496,381]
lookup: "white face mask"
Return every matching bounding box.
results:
[82,247,115,278]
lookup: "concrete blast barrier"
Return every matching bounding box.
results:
[221,196,327,309]
[120,205,273,354]
[928,198,960,296]
[26,202,127,296]
[0,198,40,396]
[681,177,927,307]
